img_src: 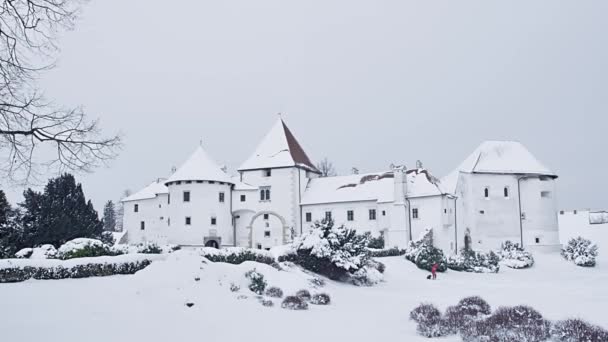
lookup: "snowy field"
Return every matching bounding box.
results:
[1,228,607,342]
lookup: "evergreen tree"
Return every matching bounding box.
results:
[114,189,131,232]
[103,201,117,232]
[20,174,103,247]
[0,190,23,258]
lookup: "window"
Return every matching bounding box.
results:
[168,218,171,226]
[264,231,271,237]
[382,210,386,216]
[412,208,419,219]
[183,191,191,202]
[444,209,447,214]
[256,243,262,250]
[504,187,509,198]
[140,221,145,230]
[211,217,217,225]
[535,237,540,244]
[134,204,139,213]
[160,216,164,220]
[560,210,565,215]
[263,169,272,177]
[260,187,271,201]
[369,209,377,220]
[541,191,552,198]
[263,214,269,220]
[347,210,354,221]
[158,204,162,208]
[196,180,203,184]
[484,187,489,199]
[479,210,485,215]
[176,181,182,185]
[240,195,246,202]
[219,192,225,203]
[185,217,191,225]
[573,210,578,215]
[305,212,312,222]
[325,211,332,221]
[168,194,170,204]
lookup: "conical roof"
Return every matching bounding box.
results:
[122,180,168,202]
[166,146,233,184]
[238,118,320,173]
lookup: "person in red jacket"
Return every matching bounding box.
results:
[431,263,439,280]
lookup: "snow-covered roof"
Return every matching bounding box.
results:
[300,169,445,205]
[238,118,320,174]
[441,141,557,194]
[231,176,258,191]
[122,180,168,202]
[166,146,233,184]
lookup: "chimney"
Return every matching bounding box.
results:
[352,167,359,175]
[392,164,408,204]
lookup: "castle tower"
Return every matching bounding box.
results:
[164,145,234,247]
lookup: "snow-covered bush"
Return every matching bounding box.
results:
[447,249,500,273]
[405,229,448,272]
[281,296,308,310]
[15,248,33,259]
[260,299,274,307]
[365,232,385,249]
[444,296,492,335]
[409,303,448,338]
[499,241,534,269]
[296,289,311,301]
[462,306,551,342]
[265,286,284,298]
[368,247,406,258]
[138,243,163,254]
[286,219,381,284]
[201,247,275,266]
[229,283,240,292]
[30,245,58,259]
[350,264,384,286]
[245,269,267,295]
[551,318,608,342]
[57,238,120,260]
[562,237,598,267]
[0,257,153,283]
[310,293,331,305]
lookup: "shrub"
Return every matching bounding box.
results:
[499,241,534,269]
[350,265,384,286]
[30,245,58,259]
[260,299,274,307]
[562,237,598,267]
[365,232,385,249]
[245,269,267,295]
[462,306,551,342]
[368,247,406,258]
[15,248,33,259]
[288,219,379,283]
[309,277,325,288]
[281,296,308,310]
[444,297,492,334]
[409,303,448,338]
[447,249,500,273]
[310,293,331,305]
[405,229,448,272]
[551,318,608,342]
[57,238,121,260]
[229,283,240,292]
[265,286,284,298]
[201,247,275,266]
[138,243,163,254]
[99,231,115,246]
[296,289,311,301]
[0,258,152,283]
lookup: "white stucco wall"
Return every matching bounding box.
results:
[123,194,168,245]
[301,201,384,236]
[409,196,455,254]
[165,181,233,246]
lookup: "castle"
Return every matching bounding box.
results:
[122,118,561,253]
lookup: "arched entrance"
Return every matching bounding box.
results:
[247,211,290,248]
[204,237,220,249]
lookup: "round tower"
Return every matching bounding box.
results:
[165,146,234,247]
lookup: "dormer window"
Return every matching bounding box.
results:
[263,169,272,177]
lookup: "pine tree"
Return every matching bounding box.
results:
[103,201,117,232]
[0,190,9,225]
[0,190,24,258]
[20,174,103,247]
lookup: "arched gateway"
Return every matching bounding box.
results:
[247,211,290,248]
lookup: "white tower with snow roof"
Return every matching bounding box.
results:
[164,145,234,247]
[236,118,321,249]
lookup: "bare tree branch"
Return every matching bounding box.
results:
[0,0,121,185]
[316,157,337,178]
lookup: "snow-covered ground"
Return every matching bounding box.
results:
[1,229,607,342]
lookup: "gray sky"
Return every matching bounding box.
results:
[4,0,608,211]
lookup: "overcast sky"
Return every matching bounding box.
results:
[3,0,608,211]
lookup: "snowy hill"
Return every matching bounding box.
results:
[1,241,607,341]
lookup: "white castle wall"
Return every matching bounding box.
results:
[123,194,168,245]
